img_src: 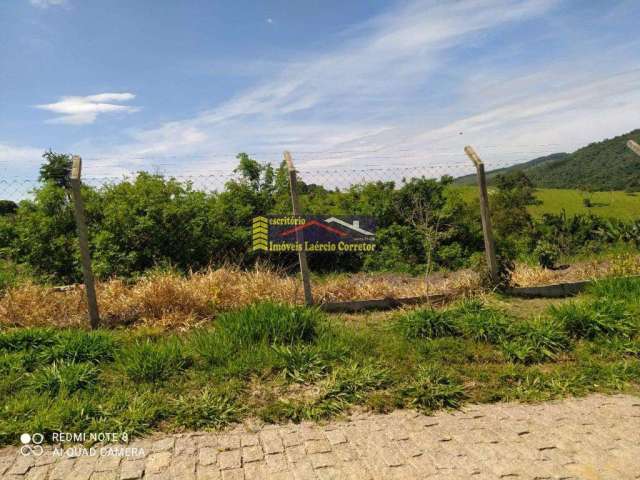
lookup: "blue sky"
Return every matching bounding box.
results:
[1,0,640,178]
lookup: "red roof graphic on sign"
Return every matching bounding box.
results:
[278,220,348,237]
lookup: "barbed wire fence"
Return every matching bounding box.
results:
[0,146,552,326]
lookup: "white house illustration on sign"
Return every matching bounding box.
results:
[324,217,374,236]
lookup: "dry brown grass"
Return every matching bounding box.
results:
[511,253,640,287]
[1,253,637,329]
[0,266,479,329]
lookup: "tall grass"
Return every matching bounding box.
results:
[28,361,99,395]
[117,339,190,383]
[449,299,509,343]
[399,365,466,412]
[396,308,458,339]
[550,297,636,339]
[216,302,318,347]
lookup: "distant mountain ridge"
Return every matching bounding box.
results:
[456,129,640,191]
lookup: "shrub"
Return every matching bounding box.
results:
[449,299,509,344]
[550,298,636,339]
[216,302,317,347]
[28,361,99,395]
[173,388,242,429]
[396,308,458,340]
[118,339,189,383]
[533,240,560,269]
[399,365,466,411]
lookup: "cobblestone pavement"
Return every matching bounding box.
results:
[1,394,639,479]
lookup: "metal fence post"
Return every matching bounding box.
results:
[464,146,499,285]
[69,155,100,329]
[283,151,314,306]
[627,140,640,157]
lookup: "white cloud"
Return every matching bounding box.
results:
[36,93,139,125]
[266,18,273,24]
[29,0,66,8]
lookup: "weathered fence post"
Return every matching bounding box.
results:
[69,155,100,329]
[627,140,640,157]
[464,146,499,285]
[283,151,314,306]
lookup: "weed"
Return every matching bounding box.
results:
[501,318,570,364]
[28,361,99,395]
[118,339,189,383]
[43,330,118,364]
[550,297,636,339]
[396,308,457,340]
[399,365,466,412]
[0,328,57,352]
[271,345,328,383]
[450,300,510,343]
[321,362,391,404]
[589,276,640,302]
[190,329,234,367]
[216,302,317,347]
[173,388,242,429]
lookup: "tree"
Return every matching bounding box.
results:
[0,200,18,216]
[39,150,72,189]
[491,171,540,240]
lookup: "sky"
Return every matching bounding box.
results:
[1,0,640,180]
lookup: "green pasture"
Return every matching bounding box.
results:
[455,186,640,220]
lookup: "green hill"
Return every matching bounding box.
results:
[457,129,640,191]
[455,153,569,185]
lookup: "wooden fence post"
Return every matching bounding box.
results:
[69,156,100,329]
[627,140,640,157]
[464,146,499,285]
[283,151,314,306]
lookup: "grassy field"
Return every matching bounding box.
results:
[1,277,639,446]
[455,186,640,220]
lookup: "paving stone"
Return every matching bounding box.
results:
[49,459,76,480]
[218,449,242,470]
[1,394,639,480]
[305,439,332,454]
[24,465,50,480]
[242,445,263,463]
[197,464,222,480]
[171,455,197,479]
[6,455,34,475]
[241,434,259,447]
[199,446,218,466]
[265,452,288,472]
[221,468,245,480]
[119,459,145,479]
[95,454,122,472]
[146,451,172,474]
[260,430,284,454]
[324,430,347,445]
[218,435,241,451]
[89,471,118,480]
[309,452,336,469]
[152,437,175,452]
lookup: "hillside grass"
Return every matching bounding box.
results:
[1,277,639,446]
[455,185,640,220]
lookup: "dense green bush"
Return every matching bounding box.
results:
[1,151,637,284]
